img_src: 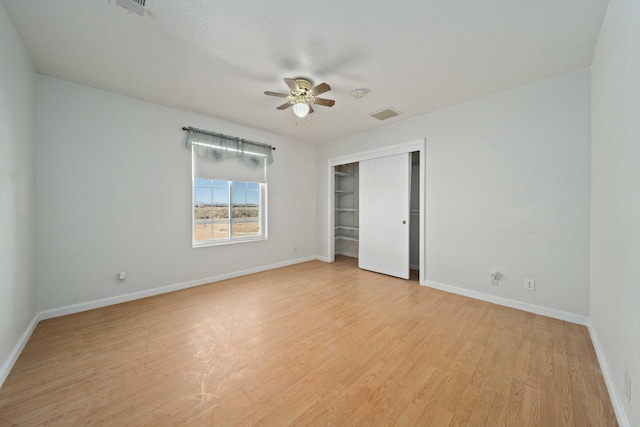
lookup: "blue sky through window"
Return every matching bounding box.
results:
[194,179,260,205]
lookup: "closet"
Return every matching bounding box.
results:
[409,152,420,270]
[332,152,420,280]
[334,162,359,258]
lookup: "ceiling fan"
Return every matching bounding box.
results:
[265,78,335,118]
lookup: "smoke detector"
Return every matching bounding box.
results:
[116,0,146,16]
[351,89,366,99]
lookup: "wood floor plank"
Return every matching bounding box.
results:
[0,256,617,426]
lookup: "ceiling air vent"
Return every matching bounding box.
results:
[116,0,146,16]
[369,107,401,121]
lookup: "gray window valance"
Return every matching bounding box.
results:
[185,127,274,168]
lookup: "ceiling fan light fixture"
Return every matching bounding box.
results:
[293,102,310,118]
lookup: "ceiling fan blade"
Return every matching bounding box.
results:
[264,91,290,98]
[312,97,335,107]
[284,78,299,93]
[309,82,331,96]
[308,104,314,114]
[277,101,294,110]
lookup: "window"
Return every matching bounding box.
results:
[193,179,266,246]
[185,126,273,247]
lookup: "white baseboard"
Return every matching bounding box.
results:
[40,256,321,320]
[423,279,589,325]
[587,322,630,427]
[0,313,39,387]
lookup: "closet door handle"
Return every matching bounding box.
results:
[402,220,406,224]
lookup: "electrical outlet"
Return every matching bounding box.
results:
[624,371,632,403]
[524,278,535,291]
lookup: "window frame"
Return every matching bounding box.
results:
[192,178,268,248]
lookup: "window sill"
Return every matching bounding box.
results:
[192,236,267,248]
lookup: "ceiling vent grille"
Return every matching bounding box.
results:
[369,107,401,121]
[116,0,146,16]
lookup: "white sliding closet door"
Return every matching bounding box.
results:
[358,153,410,279]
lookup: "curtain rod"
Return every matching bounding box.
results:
[181,127,276,151]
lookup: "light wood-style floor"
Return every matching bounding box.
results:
[0,257,616,426]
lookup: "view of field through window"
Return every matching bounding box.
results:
[194,179,261,242]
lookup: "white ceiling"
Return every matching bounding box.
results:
[2,0,608,144]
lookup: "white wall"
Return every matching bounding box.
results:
[318,69,592,318]
[0,2,38,385]
[591,0,640,424]
[37,76,317,312]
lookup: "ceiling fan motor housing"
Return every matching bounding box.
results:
[294,79,312,92]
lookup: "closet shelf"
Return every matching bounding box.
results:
[335,234,359,242]
[335,225,359,231]
[335,164,358,251]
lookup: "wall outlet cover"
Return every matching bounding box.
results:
[524,278,535,291]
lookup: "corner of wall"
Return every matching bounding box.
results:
[587,321,631,427]
[0,314,39,387]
